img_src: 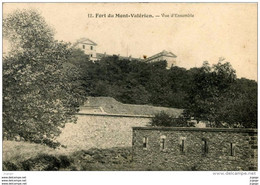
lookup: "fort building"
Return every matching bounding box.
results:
[132,127,257,171]
[73,38,98,61]
[73,38,177,67]
[144,50,177,69]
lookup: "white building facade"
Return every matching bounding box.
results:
[73,38,98,62]
[145,50,177,69]
[74,38,177,68]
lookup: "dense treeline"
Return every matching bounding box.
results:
[69,49,192,108]
[68,49,257,128]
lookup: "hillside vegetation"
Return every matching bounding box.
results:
[3,141,183,171]
[69,51,257,128]
[2,141,145,171]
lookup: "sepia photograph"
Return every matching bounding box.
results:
[1,2,258,181]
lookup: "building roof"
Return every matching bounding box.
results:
[96,53,144,61]
[79,97,183,117]
[145,50,177,62]
[132,127,257,133]
[73,38,98,47]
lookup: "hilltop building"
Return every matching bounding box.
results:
[145,50,177,69]
[73,38,98,61]
[73,38,177,68]
[74,38,142,62]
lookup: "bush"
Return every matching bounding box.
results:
[150,111,193,127]
[3,161,19,171]
[21,154,72,171]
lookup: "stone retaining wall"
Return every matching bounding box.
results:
[57,113,151,151]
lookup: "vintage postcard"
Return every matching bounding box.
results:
[1,2,258,185]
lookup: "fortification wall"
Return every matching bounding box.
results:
[132,127,257,171]
[57,113,151,151]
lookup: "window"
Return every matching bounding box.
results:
[230,143,236,156]
[202,138,208,155]
[90,46,93,50]
[160,135,166,151]
[90,54,93,57]
[82,45,85,49]
[180,137,186,153]
[143,137,148,150]
[181,140,185,152]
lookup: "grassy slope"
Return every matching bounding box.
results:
[82,97,183,116]
[3,98,184,171]
[3,141,144,171]
[3,141,179,171]
[3,141,57,162]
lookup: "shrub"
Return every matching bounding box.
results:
[21,154,72,171]
[150,111,193,127]
[3,161,19,171]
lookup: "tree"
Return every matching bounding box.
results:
[216,78,257,128]
[185,60,257,128]
[186,60,237,127]
[3,10,85,147]
[3,9,54,55]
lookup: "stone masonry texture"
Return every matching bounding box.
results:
[132,127,257,171]
[57,114,150,151]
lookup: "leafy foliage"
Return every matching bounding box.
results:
[73,54,257,128]
[150,111,194,127]
[3,10,85,147]
[216,78,257,128]
[3,9,54,54]
[186,60,257,128]
[73,55,190,107]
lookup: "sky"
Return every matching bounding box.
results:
[3,3,257,80]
